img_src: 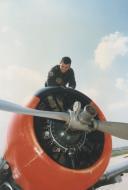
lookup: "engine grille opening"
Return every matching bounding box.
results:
[34,87,104,169]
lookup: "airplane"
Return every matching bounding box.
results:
[0,86,128,190]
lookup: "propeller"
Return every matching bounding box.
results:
[0,99,69,122]
[0,99,128,140]
[93,120,128,140]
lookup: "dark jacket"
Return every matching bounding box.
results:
[45,65,76,89]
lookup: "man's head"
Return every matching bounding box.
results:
[59,57,71,73]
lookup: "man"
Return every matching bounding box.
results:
[45,57,76,89]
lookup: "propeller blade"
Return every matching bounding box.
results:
[94,120,128,140]
[0,99,69,122]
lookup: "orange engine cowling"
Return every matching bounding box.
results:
[4,87,112,190]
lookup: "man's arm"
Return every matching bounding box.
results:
[45,67,57,87]
[68,69,76,89]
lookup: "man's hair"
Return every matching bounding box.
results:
[61,57,71,65]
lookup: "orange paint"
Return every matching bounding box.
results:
[4,95,112,190]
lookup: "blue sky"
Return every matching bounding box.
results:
[1,0,128,154]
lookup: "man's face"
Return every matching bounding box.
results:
[59,62,70,73]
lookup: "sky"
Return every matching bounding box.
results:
[1,0,128,154]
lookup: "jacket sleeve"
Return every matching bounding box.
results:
[68,69,76,89]
[45,67,57,86]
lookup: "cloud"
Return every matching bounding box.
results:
[0,25,9,33]
[105,76,128,116]
[115,77,128,93]
[0,65,42,104]
[84,88,99,101]
[108,101,128,111]
[94,32,128,70]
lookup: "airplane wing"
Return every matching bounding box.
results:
[94,154,128,189]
